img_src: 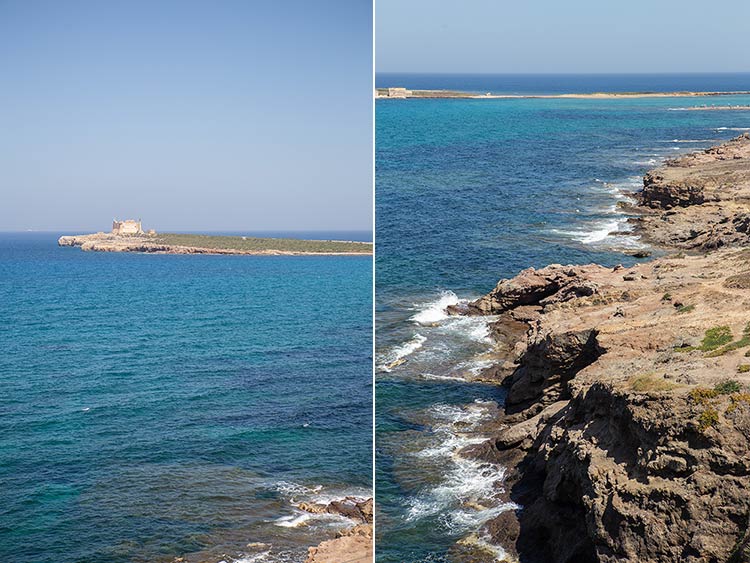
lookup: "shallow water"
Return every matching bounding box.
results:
[375,75,750,562]
[0,232,372,563]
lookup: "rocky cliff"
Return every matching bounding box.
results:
[451,134,750,563]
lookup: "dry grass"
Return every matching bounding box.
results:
[629,374,678,393]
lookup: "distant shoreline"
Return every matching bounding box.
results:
[376,87,750,100]
[58,232,373,256]
[671,105,750,111]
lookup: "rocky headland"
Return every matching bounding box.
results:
[58,232,372,256]
[444,133,750,562]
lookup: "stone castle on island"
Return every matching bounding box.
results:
[112,219,142,235]
[111,219,156,236]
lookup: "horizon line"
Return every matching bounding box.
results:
[376,70,750,76]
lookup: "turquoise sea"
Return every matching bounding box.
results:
[375,74,750,562]
[0,232,372,563]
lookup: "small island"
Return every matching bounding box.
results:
[59,220,372,256]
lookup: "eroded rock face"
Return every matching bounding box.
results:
[504,327,601,414]
[509,384,750,563]
[634,133,750,251]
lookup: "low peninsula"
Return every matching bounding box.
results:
[377,87,750,100]
[58,223,372,256]
[438,134,750,562]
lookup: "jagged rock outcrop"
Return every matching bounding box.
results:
[303,497,373,563]
[634,133,750,250]
[451,264,602,316]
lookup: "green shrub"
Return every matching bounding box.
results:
[698,408,719,431]
[714,379,742,393]
[739,365,750,374]
[689,387,719,404]
[705,323,750,357]
[702,326,734,350]
[661,292,672,301]
[676,326,733,354]
[676,304,695,314]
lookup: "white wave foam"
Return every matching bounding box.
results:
[377,333,427,372]
[273,512,313,528]
[439,316,492,344]
[421,373,466,382]
[469,533,513,562]
[715,127,750,131]
[454,358,496,377]
[429,402,493,428]
[273,508,358,530]
[233,549,298,563]
[553,217,646,249]
[405,456,516,532]
[403,401,517,535]
[553,219,623,244]
[411,291,462,324]
[273,481,322,500]
[579,219,623,243]
[233,554,271,563]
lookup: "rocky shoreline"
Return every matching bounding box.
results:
[302,497,373,563]
[58,232,372,256]
[444,134,750,562]
[168,496,372,563]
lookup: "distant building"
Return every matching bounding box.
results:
[112,219,143,235]
[383,87,412,98]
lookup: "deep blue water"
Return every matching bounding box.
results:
[0,233,372,563]
[377,72,750,94]
[375,75,750,562]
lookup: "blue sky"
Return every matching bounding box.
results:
[0,0,372,232]
[376,0,750,74]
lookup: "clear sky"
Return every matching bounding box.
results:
[376,0,750,74]
[0,0,372,232]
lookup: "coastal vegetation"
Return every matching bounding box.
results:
[154,233,372,254]
[628,373,678,393]
[675,325,733,353]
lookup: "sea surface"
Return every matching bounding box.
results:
[0,232,372,563]
[375,74,750,562]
